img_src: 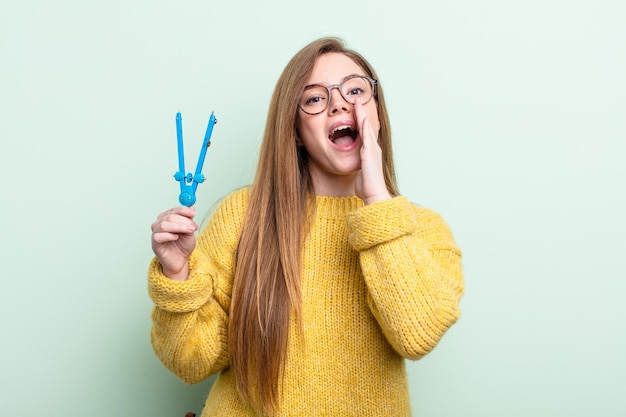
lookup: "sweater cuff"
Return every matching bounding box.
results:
[147,251,214,313]
[346,196,416,251]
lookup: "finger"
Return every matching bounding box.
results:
[151,231,183,244]
[354,99,376,147]
[157,205,196,222]
[153,207,197,229]
[354,98,367,133]
[156,220,197,234]
[152,216,198,234]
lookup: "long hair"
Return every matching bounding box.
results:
[228,37,398,413]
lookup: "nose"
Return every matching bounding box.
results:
[328,86,350,113]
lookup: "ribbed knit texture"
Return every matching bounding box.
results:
[148,187,463,417]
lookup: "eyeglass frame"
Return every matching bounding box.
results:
[297,75,378,115]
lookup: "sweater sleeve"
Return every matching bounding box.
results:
[346,196,463,359]
[148,189,248,383]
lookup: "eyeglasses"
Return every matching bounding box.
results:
[298,75,377,115]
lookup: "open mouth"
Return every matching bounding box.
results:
[329,125,358,146]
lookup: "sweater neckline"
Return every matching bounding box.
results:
[311,194,364,218]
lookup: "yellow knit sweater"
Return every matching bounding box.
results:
[148,187,463,417]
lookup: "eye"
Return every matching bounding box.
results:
[342,77,369,97]
[345,87,365,96]
[304,95,326,105]
[301,85,328,108]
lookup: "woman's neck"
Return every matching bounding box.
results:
[309,169,358,197]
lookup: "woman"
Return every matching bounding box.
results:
[149,37,463,416]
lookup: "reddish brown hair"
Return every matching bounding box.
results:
[228,37,398,413]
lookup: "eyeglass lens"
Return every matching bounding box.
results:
[299,76,373,114]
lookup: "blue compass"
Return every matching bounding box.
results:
[173,111,218,206]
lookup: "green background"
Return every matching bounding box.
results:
[1,0,624,415]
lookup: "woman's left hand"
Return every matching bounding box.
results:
[354,99,392,205]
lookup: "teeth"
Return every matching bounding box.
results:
[332,125,353,134]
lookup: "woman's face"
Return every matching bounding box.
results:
[296,53,380,195]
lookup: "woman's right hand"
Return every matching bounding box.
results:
[151,206,199,281]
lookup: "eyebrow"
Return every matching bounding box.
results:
[303,73,365,89]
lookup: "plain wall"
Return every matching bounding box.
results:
[1,0,624,415]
